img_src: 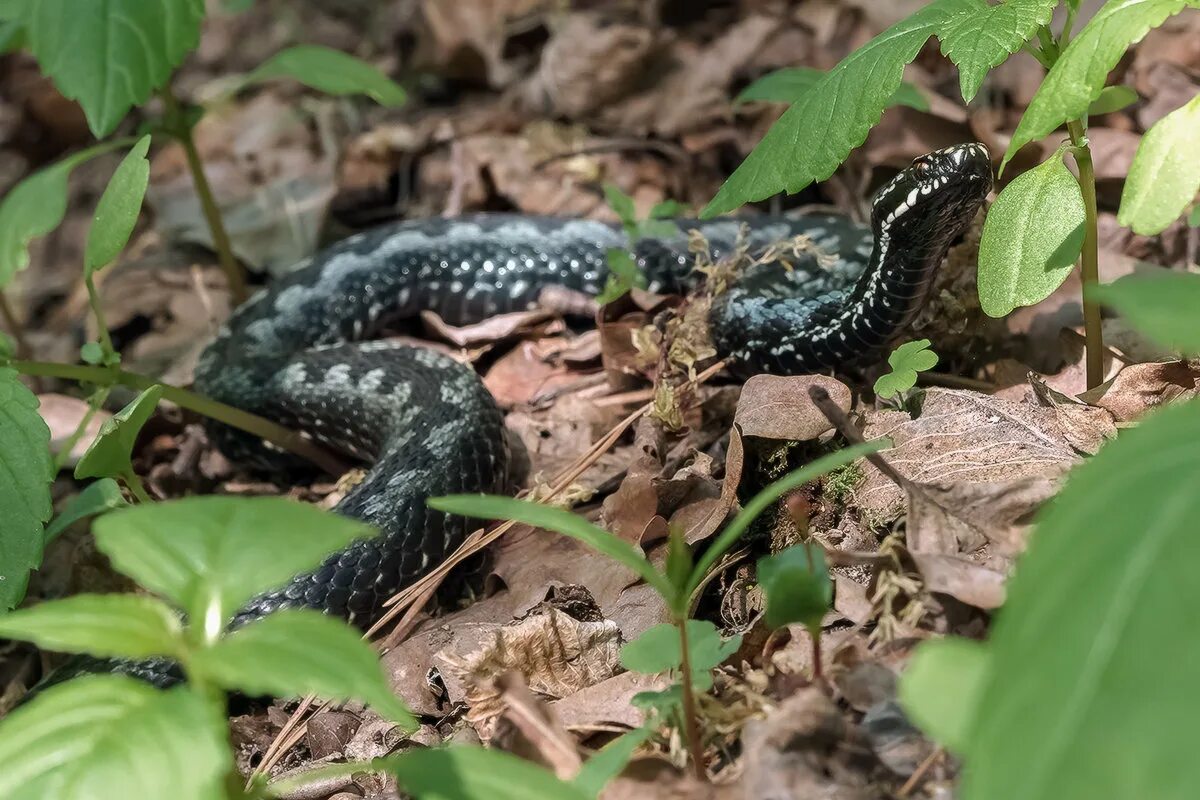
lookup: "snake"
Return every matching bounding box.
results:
[40,143,991,689]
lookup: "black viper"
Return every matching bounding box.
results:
[41,144,991,689]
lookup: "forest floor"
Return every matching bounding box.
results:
[2,1,1199,798]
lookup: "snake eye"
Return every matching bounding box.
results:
[912,157,933,178]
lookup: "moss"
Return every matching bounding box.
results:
[823,461,864,506]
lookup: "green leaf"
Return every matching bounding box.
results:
[0,675,229,800]
[0,330,13,359]
[0,593,183,659]
[702,3,951,217]
[192,608,414,727]
[74,385,163,481]
[0,18,24,53]
[977,154,1085,317]
[631,684,683,717]
[1118,92,1200,235]
[244,45,406,106]
[13,0,205,136]
[1088,84,1139,115]
[0,140,131,288]
[0,367,52,611]
[85,134,151,276]
[79,341,105,365]
[91,496,376,634]
[757,544,832,633]
[595,248,646,304]
[633,218,681,241]
[1003,0,1194,169]
[873,339,940,399]
[45,477,129,542]
[962,397,1200,800]
[735,66,930,111]
[649,199,688,219]
[387,746,591,800]
[572,727,654,797]
[620,620,739,676]
[1189,204,1200,227]
[1089,271,1200,355]
[898,637,989,754]
[934,0,1058,103]
[602,183,638,228]
[686,440,889,597]
[428,494,676,602]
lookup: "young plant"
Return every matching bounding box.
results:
[430,438,887,778]
[873,339,940,401]
[896,277,1200,800]
[0,1,407,302]
[704,0,1200,390]
[596,183,687,304]
[0,496,414,800]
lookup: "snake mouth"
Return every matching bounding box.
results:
[872,143,993,233]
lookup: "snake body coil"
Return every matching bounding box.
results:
[187,143,991,628]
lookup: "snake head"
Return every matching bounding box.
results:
[872,143,993,241]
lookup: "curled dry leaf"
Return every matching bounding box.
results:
[1078,360,1200,422]
[548,670,665,732]
[733,374,852,441]
[436,606,623,742]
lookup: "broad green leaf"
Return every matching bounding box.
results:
[74,385,163,481]
[79,341,105,365]
[873,339,940,398]
[387,747,591,800]
[1088,84,1139,115]
[1118,92,1200,235]
[963,398,1200,800]
[619,620,739,675]
[0,675,229,800]
[1003,0,1194,169]
[85,134,151,276]
[45,478,128,542]
[0,367,52,611]
[757,544,832,633]
[735,66,930,111]
[703,2,952,216]
[428,494,676,601]
[631,684,683,716]
[1089,271,1200,355]
[0,593,183,659]
[192,608,415,727]
[572,727,654,797]
[595,248,646,305]
[0,140,131,287]
[899,637,989,754]
[686,440,888,597]
[244,45,406,106]
[978,154,1085,317]
[0,18,23,53]
[1189,204,1200,227]
[934,0,1058,102]
[14,0,205,136]
[91,496,375,634]
[649,199,688,219]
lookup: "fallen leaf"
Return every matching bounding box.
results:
[733,375,851,441]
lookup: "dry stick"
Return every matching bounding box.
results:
[897,746,944,798]
[808,385,908,490]
[254,360,728,778]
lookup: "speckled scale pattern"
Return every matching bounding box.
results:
[195,145,991,636]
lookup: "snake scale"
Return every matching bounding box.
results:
[43,144,991,689]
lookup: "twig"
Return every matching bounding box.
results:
[808,385,908,490]
[897,746,944,798]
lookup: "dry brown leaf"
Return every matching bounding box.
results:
[436,606,623,741]
[493,672,582,780]
[483,339,578,408]
[417,0,552,87]
[548,671,664,732]
[1079,360,1200,422]
[600,419,666,544]
[420,307,562,347]
[910,552,1007,609]
[733,374,851,441]
[860,389,1110,555]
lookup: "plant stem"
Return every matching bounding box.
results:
[84,275,117,360]
[0,289,31,359]
[676,617,706,780]
[160,89,248,305]
[54,386,111,470]
[810,624,824,682]
[122,468,154,504]
[10,359,348,475]
[1066,119,1104,389]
